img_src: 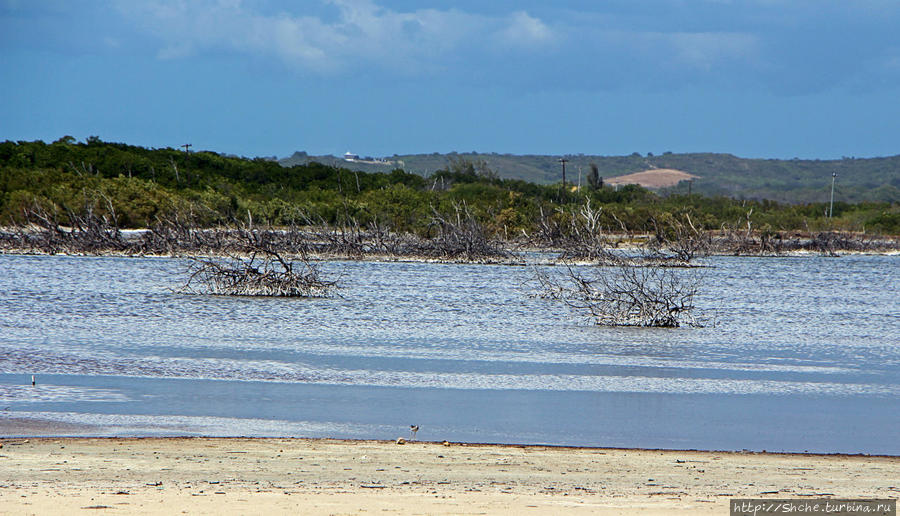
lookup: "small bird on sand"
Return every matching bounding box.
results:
[409,425,419,441]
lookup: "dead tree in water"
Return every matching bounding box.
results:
[558,200,622,263]
[529,200,622,263]
[648,214,711,264]
[180,246,337,297]
[12,195,126,254]
[138,208,215,255]
[179,225,337,297]
[535,209,706,327]
[424,203,507,261]
[535,263,703,328]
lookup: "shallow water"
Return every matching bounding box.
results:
[1,253,898,453]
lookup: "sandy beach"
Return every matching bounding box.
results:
[0,434,897,515]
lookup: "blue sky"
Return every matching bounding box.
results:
[3,0,900,159]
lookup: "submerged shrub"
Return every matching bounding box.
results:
[536,263,703,328]
[180,248,337,297]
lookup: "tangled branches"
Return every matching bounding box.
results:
[180,246,337,297]
[9,195,126,254]
[535,264,703,328]
[649,213,711,264]
[424,203,508,261]
[557,200,622,263]
[713,223,895,256]
[530,200,622,263]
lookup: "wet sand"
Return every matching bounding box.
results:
[0,435,897,515]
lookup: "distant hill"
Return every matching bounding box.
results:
[279,151,900,204]
[605,169,699,189]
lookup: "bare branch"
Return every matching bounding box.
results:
[535,263,704,328]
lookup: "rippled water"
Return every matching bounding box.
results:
[1,253,898,454]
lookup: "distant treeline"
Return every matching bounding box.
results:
[1,137,898,236]
[281,150,900,204]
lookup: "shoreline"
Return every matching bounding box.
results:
[3,414,896,458]
[5,435,900,460]
[1,436,897,515]
[2,246,899,263]
[3,226,899,264]
[2,417,899,458]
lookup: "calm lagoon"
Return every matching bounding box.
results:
[1,253,897,453]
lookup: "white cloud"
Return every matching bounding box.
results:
[496,11,555,49]
[110,0,897,95]
[116,0,557,75]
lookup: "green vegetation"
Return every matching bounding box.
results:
[2,137,898,237]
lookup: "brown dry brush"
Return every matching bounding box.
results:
[279,209,418,259]
[535,202,709,267]
[535,262,703,328]
[161,218,340,298]
[532,206,708,328]
[531,205,567,248]
[2,199,412,260]
[712,218,897,256]
[179,244,337,297]
[137,209,224,255]
[707,208,876,256]
[190,222,338,297]
[7,195,127,254]
[2,195,218,256]
[557,200,624,264]
[295,213,374,258]
[528,201,622,264]
[421,202,508,261]
[364,216,410,256]
[646,213,711,265]
[793,230,899,254]
[5,194,895,260]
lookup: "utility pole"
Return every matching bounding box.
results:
[557,158,569,192]
[178,144,192,185]
[829,172,836,218]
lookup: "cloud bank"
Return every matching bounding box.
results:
[117,0,559,75]
[35,0,900,93]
